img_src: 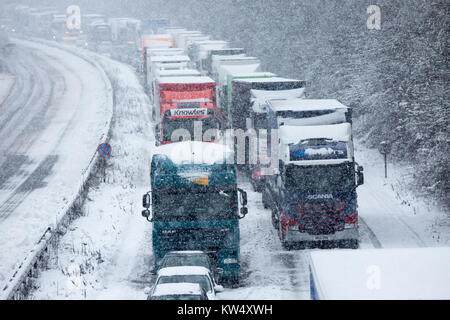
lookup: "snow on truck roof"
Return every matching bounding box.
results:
[152,283,203,296]
[157,76,215,84]
[251,88,306,113]
[152,141,233,165]
[230,72,277,78]
[309,247,450,300]
[150,55,190,62]
[235,77,302,84]
[279,123,352,144]
[157,69,201,77]
[269,99,348,112]
[158,266,211,277]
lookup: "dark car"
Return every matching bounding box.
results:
[159,251,218,274]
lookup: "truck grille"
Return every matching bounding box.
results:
[298,201,345,235]
[158,228,230,250]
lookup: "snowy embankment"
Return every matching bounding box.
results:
[0,39,113,299]
[0,73,14,105]
[30,51,154,300]
[354,141,450,249]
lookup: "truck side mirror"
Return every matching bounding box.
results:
[238,188,247,206]
[357,166,364,186]
[143,193,151,208]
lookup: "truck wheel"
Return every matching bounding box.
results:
[281,241,292,251]
[222,277,240,288]
[348,239,359,249]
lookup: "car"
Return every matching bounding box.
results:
[154,266,223,300]
[147,283,208,300]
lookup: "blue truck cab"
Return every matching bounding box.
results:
[141,141,248,286]
[261,99,364,249]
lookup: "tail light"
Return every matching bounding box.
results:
[344,213,358,229]
[280,212,298,227]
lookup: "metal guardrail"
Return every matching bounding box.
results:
[0,36,114,300]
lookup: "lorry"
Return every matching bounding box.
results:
[188,40,228,71]
[173,31,202,48]
[109,18,141,63]
[147,55,191,97]
[141,18,170,34]
[153,76,223,144]
[141,34,175,75]
[141,141,248,286]
[143,47,185,83]
[229,77,306,131]
[177,34,209,50]
[83,21,112,53]
[211,61,270,127]
[203,48,246,76]
[261,99,363,249]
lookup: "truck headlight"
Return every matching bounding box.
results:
[223,258,238,264]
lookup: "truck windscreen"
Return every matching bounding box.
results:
[284,163,355,193]
[289,141,348,161]
[153,189,237,221]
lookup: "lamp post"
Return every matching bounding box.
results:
[378,141,391,178]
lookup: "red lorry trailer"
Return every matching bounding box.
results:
[154,76,224,145]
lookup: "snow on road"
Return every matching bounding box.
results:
[0,73,14,105]
[354,141,450,249]
[30,52,154,300]
[0,38,113,295]
[25,44,449,300]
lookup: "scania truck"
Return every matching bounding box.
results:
[261,99,363,249]
[141,141,248,286]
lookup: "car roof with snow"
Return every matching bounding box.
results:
[152,283,203,296]
[268,99,348,112]
[279,123,352,144]
[152,141,233,166]
[158,266,211,277]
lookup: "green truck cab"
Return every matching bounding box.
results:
[142,141,248,286]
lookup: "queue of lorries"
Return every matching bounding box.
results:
[138,27,365,299]
[2,5,366,300]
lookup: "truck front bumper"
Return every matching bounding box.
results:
[285,227,359,242]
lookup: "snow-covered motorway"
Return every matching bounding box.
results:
[0,38,112,297]
[27,48,449,300]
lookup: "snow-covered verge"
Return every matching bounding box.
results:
[30,52,155,300]
[355,140,450,248]
[0,73,14,105]
[0,38,113,299]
